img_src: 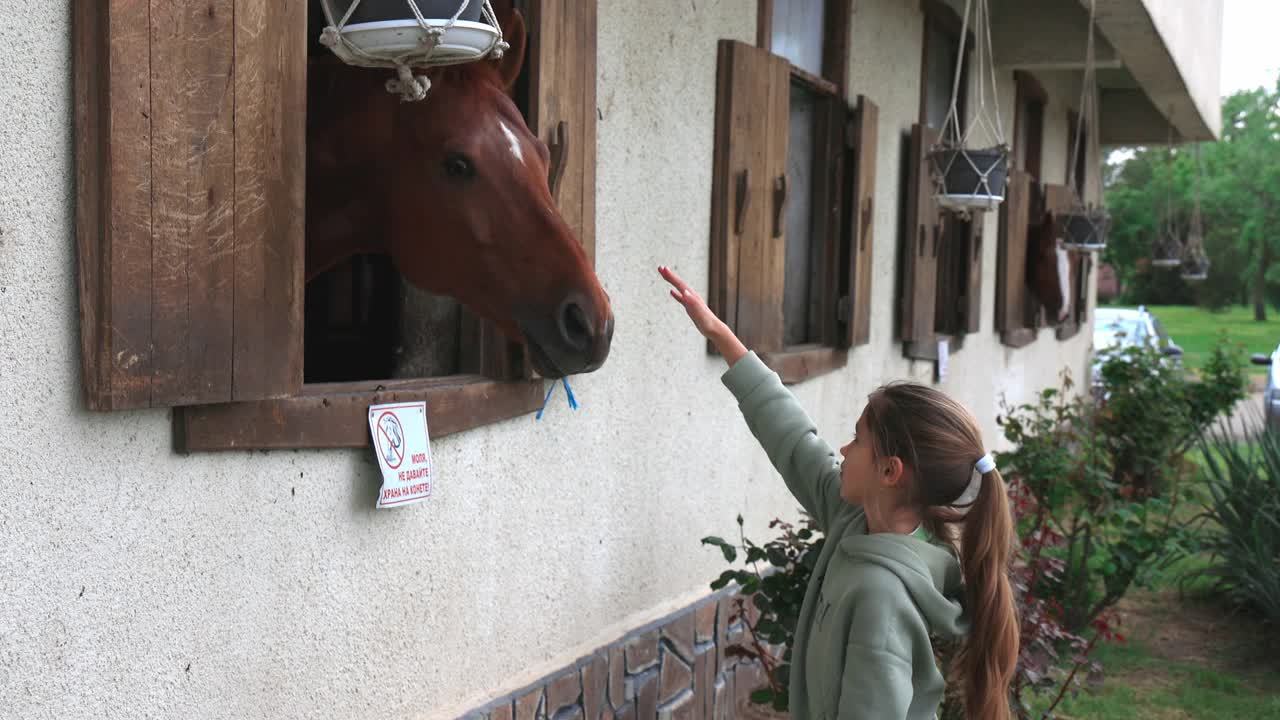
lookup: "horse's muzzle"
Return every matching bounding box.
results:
[518,293,613,378]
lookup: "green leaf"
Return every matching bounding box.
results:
[766,546,789,567]
[701,536,738,564]
[749,688,775,705]
[710,570,736,591]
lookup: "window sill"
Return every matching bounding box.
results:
[1000,327,1037,348]
[758,345,849,385]
[902,333,966,361]
[174,375,544,452]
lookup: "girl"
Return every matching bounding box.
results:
[659,266,1019,719]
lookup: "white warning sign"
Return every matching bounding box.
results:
[368,401,434,509]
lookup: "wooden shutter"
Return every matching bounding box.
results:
[963,214,985,334]
[901,124,941,351]
[708,40,790,351]
[996,169,1035,346]
[74,2,305,411]
[527,0,597,264]
[842,96,878,347]
[1075,253,1091,326]
[1024,181,1049,328]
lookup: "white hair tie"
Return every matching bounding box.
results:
[975,454,996,474]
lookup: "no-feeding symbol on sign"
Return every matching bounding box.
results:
[376,411,406,469]
[368,401,434,509]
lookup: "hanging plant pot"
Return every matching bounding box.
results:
[1150,235,1182,268]
[1180,243,1210,281]
[330,0,484,25]
[929,146,1009,212]
[319,0,505,77]
[1058,207,1110,252]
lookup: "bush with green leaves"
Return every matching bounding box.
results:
[1193,425,1280,627]
[995,336,1245,716]
[702,514,823,713]
[1093,331,1247,496]
[1005,336,1244,632]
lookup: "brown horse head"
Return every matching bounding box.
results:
[307,11,612,378]
[1026,211,1071,324]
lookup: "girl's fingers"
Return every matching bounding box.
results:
[658,265,691,294]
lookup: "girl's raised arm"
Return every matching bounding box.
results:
[658,265,845,530]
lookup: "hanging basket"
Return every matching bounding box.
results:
[929,0,1009,216]
[1180,245,1210,281]
[318,0,509,100]
[333,0,483,24]
[1058,206,1110,252]
[1150,234,1182,268]
[1180,227,1210,281]
[928,146,1009,213]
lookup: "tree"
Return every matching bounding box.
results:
[1103,76,1280,318]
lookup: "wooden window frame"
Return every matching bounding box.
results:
[995,72,1048,348]
[707,0,872,386]
[901,1,980,363]
[919,0,971,132]
[74,1,598,451]
[1013,71,1047,181]
[1066,110,1088,201]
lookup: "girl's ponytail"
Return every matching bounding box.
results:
[957,468,1019,720]
[865,383,1021,718]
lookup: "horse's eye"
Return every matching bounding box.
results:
[443,153,475,179]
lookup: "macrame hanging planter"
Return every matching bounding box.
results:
[927,0,1009,217]
[318,0,510,102]
[1150,125,1183,268]
[1059,0,1110,252]
[1150,226,1183,268]
[1180,144,1211,281]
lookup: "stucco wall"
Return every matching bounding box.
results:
[1,1,1093,719]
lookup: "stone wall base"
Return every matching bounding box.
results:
[458,589,783,720]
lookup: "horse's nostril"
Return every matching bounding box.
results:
[560,301,592,350]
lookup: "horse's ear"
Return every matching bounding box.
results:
[496,9,527,91]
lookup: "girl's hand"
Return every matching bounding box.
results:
[658,265,722,337]
[658,265,748,366]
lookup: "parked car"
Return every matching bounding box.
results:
[1091,306,1184,387]
[1250,346,1280,430]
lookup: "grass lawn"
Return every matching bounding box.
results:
[1101,304,1280,376]
[1034,586,1280,719]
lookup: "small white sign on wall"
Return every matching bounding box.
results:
[936,338,950,383]
[368,401,434,509]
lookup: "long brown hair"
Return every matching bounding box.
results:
[863,382,1019,720]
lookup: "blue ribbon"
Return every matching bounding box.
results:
[536,376,579,420]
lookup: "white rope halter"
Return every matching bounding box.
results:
[318,0,510,102]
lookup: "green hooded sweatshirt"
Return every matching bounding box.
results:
[722,352,969,720]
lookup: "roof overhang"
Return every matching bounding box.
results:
[991,0,1223,144]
